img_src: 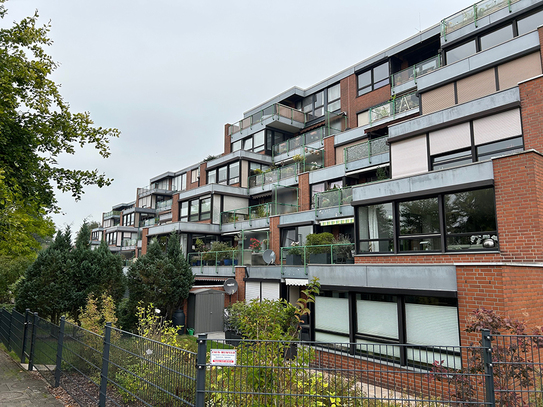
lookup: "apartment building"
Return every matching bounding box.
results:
[92,0,543,367]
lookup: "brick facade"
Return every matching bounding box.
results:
[298,172,310,212]
[323,136,336,167]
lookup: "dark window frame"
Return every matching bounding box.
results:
[357,61,390,96]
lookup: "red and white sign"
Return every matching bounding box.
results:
[210,349,237,366]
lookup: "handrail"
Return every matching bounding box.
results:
[391,55,441,89]
[221,202,299,225]
[156,199,173,211]
[103,211,121,218]
[313,187,353,216]
[344,136,389,165]
[187,250,240,274]
[228,103,307,136]
[280,243,355,275]
[248,160,323,189]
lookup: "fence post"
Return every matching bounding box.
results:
[99,322,112,407]
[481,329,495,406]
[54,317,65,388]
[28,312,38,371]
[195,333,208,407]
[7,310,12,351]
[20,309,30,364]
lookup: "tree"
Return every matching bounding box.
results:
[14,227,73,324]
[0,1,119,257]
[126,233,194,324]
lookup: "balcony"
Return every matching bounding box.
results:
[140,217,159,227]
[121,238,138,247]
[228,103,307,138]
[138,183,176,198]
[280,242,356,273]
[441,0,520,38]
[313,187,353,211]
[221,202,299,225]
[156,199,173,211]
[248,160,323,189]
[103,210,120,220]
[391,56,441,94]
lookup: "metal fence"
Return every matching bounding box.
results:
[2,307,543,406]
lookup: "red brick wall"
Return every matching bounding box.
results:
[141,228,149,255]
[269,216,280,264]
[520,75,543,153]
[298,172,310,212]
[323,136,335,167]
[341,74,391,129]
[224,124,232,155]
[234,266,246,302]
[187,168,199,190]
[171,193,179,223]
[199,162,207,187]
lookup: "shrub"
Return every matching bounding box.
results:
[306,232,335,254]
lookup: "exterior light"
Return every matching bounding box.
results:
[482,238,496,248]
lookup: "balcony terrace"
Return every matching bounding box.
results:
[391,55,441,94]
[103,211,121,220]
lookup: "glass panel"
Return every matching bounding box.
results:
[303,96,313,113]
[480,25,513,50]
[314,91,324,108]
[399,197,440,235]
[405,302,459,347]
[432,149,473,170]
[232,140,242,152]
[229,162,239,178]
[207,170,216,184]
[218,166,227,183]
[358,203,394,253]
[518,10,543,36]
[315,296,349,334]
[189,200,199,221]
[399,236,441,251]
[328,83,340,101]
[358,71,371,89]
[253,130,265,148]
[180,202,188,218]
[200,197,211,214]
[243,137,253,150]
[446,40,476,64]
[328,100,341,112]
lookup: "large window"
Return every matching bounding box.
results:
[357,187,498,253]
[315,291,460,367]
[173,173,186,191]
[357,62,389,96]
[296,83,341,119]
[179,201,189,222]
[122,213,134,226]
[327,83,341,112]
[207,161,240,185]
[189,196,211,222]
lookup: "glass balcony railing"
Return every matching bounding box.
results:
[441,0,520,38]
[140,217,159,227]
[156,199,173,211]
[280,243,355,272]
[228,103,307,136]
[221,202,299,225]
[138,184,176,197]
[313,187,353,211]
[103,210,121,219]
[391,55,441,88]
[248,161,323,188]
[345,136,389,164]
[121,238,138,247]
[369,92,419,124]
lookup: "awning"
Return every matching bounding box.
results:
[319,217,354,226]
[285,278,308,286]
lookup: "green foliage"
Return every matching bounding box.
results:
[78,293,118,334]
[126,233,194,327]
[0,254,34,303]
[306,232,335,254]
[0,2,119,258]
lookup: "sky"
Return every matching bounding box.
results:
[2,0,475,232]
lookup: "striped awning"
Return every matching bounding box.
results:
[285,279,308,286]
[319,217,354,226]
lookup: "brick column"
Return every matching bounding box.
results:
[519,75,543,153]
[234,266,246,302]
[171,193,179,222]
[224,124,232,155]
[199,162,207,187]
[269,216,281,265]
[298,172,311,212]
[141,228,149,255]
[323,136,335,167]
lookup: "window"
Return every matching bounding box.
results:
[123,213,134,226]
[480,25,513,50]
[327,83,341,112]
[357,203,394,253]
[253,130,265,153]
[189,196,211,221]
[243,137,253,151]
[106,232,116,245]
[179,201,188,222]
[399,197,441,252]
[232,140,242,152]
[444,188,497,250]
[356,187,498,254]
[173,173,186,191]
[229,162,240,184]
[445,40,477,64]
[139,195,151,209]
[518,9,543,36]
[191,168,199,183]
[207,161,241,186]
[207,170,216,184]
[357,62,389,96]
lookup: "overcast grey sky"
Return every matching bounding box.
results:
[3,0,474,231]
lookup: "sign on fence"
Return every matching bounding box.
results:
[210,349,237,366]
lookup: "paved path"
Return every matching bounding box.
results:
[0,349,63,406]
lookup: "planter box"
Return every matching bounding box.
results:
[286,254,303,265]
[309,253,331,264]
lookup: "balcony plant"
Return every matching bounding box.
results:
[209,241,234,265]
[333,235,354,264]
[306,232,334,264]
[285,242,304,265]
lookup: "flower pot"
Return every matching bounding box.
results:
[309,253,331,264]
[286,254,303,265]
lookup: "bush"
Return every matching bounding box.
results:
[306,232,335,254]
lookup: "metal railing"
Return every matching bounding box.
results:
[188,250,240,274]
[441,0,520,39]
[228,103,307,136]
[156,199,172,211]
[138,183,176,197]
[140,217,159,227]
[345,135,389,164]
[392,55,441,88]
[221,202,298,225]
[121,238,138,247]
[103,210,121,219]
[281,243,355,274]
[313,186,353,212]
[248,161,323,188]
[3,309,543,407]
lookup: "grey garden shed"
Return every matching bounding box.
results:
[187,289,225,333]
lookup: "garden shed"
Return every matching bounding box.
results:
[187,289,225,333]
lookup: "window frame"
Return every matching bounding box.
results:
[357,62,390,96]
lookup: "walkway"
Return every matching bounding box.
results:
[0,349,63,406]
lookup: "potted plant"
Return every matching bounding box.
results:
[210,241,232,265]
[333,234,354,264]
[306,232,334,264]
[285,242,304,265]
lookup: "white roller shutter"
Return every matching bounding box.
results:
[245,282,260,301]
[261,282,280,301]
[429,122,471,155]
[473,109,521,145]
[391,135,428,178]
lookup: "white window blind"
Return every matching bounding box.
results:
[245,282,260,302]
[391,135,428,178]
[315,296,349,334]
[473,109,521,145]
[429,122,471,155]
[261,282,280,301]
[357,300,398,339]
[405,303,460,346]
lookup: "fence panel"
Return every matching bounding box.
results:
[31,316,60,386]
[0,309,9,348]
[107,328,198,407]
[9,310,25,360]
